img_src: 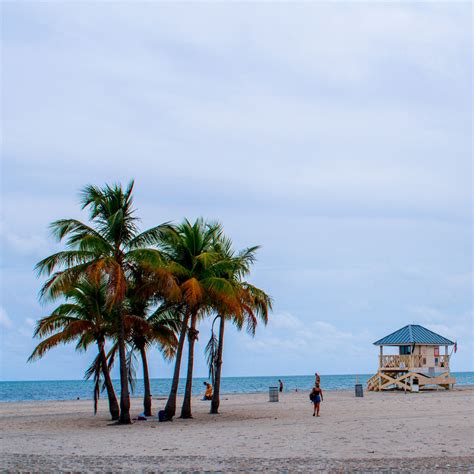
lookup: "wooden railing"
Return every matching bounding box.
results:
[379,354,449,369]
[367,373,380,391]
[380,355,411,368]
[412,355,423,367]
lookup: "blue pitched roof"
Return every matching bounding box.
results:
[373,325,454,346]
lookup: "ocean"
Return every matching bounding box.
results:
[1,372,473,402]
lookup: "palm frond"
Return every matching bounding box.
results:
[49,219,112,252]
[181,277,204,308]
[33,310,89,338]
[28,327,85,361]
[38,264,91,302]
[205,315,221,384]
[35,251,98,277]
[107,342,118,371]
[128,223,173,249]
[127,348,137,393]
[205,328,219,383]
[126,249,165,269]
[84,353,102,415]
[76,332,96,352]
[80,180,139,245]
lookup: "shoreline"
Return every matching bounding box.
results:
[1,383,474,404]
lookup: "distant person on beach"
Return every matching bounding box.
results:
[315,372,321,385]
[203,382,213,400]
[310,384,323,417]
[278,379,284,392]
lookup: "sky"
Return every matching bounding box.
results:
[1,2,472,382]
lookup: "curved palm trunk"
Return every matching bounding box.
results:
[118,314,131,424]
[98,339,120,420]
[210,316,225,414]
[164,311,189,419]
[140,345,152,417]
[180,310,198,419]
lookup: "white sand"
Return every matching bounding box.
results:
[1,388,473,471]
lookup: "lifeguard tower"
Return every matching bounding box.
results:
[367,324,456,392]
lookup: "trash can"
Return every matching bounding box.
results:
[412,377,419,393]
[355,383,364,397]
[269,386,279,402]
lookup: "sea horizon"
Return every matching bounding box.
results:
[2,371,473,403]
[2,368,474,383]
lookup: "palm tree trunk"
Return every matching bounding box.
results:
[140,345,152,417]
[98,339,120,420]
[118,313,131,424]
[164,311,189,419]
[180,310,198,419]
[210,316,225,414]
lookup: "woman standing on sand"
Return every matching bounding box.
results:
[310,384,323,417]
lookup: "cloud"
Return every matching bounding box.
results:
[2,2,471,224]
[0,307,13,329]
[16,318,37,338]
[270,312,304,331]
[247,313,374,361]
[24,318,35,328]
[424,319,473,365]
[0,221,51,258]
[407,306,473,340]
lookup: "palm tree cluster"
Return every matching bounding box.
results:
[29,181,272,424]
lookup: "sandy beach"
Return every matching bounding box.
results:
[1,387,473,472]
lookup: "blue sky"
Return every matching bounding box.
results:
[1,2,472,381]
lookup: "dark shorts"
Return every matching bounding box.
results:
[313,396,321,404]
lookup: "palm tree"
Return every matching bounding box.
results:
[205,238,272,414]
[125,291,179,416]
[35,181,171,424]
[160,218,239,419]
[121,263,180,416]
[162,305,188,419]
[209,283,272,414]
[28,278,120,420]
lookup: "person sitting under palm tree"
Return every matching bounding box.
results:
[203,382,213,400]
